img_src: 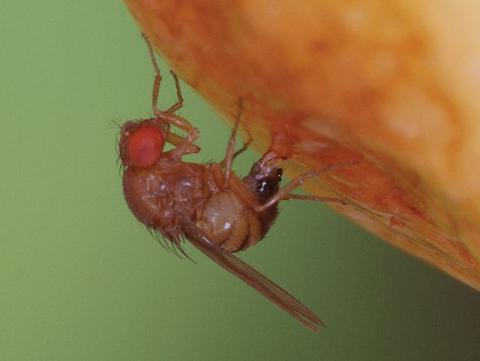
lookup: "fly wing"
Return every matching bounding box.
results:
[188,234,324,331]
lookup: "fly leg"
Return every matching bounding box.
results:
[164,132,201,155]
[158,111,200,158]
[142,33,183,115]
[255,166,350,212]
[283,194,348,204]
[219,128,252,171]
[231,134,252,161]
[223,100,251,188]
[142,33,199,158]
[165,70,184,114]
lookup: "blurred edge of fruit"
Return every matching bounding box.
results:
[124,0,480,290]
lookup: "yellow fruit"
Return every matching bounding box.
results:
[125,0,480,289]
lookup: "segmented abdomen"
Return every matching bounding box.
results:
[195,191,264,252]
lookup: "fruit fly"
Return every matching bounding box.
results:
[119,35,347,331]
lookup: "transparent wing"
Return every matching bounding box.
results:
[188,234,324,331]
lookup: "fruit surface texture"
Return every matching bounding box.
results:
[125,0,480,289]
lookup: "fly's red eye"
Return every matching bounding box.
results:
[125,125,165,167]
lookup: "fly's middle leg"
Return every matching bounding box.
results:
[223,100,251,188]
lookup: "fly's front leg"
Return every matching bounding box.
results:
[166,132,201,154]
[142,33,164,116]
[159,111,200,158]
[255,166,348,212]
[142,36,199,157]
[142,33,184,115]
[165,70,184,114]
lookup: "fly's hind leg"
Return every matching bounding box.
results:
[255,166,351,212]
[283,194,348,204]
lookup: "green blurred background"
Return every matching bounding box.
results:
[1,1,479,360]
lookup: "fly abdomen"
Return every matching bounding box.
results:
[195,191,263,252]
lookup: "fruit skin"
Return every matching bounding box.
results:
[124,0,480,289]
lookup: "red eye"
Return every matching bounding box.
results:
[125,125,165,167]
